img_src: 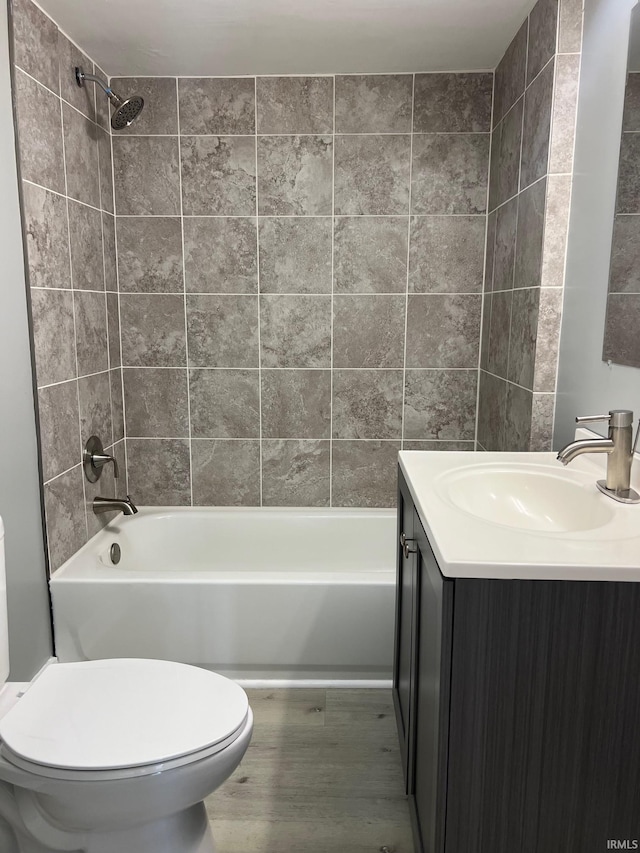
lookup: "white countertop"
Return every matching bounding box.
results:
[399,435,640,582]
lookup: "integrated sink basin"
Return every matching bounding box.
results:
[399,445,640,580]
[436,463,616,533]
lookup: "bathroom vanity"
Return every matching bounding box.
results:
[394,449,640,853]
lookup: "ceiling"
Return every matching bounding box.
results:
[36,0,534,77]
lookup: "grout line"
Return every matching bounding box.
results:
[97,113,115,454]
[42,461,82,487]
[175,78,194,507]
[108,71,495,80]
[115,290,482,297]
[37,370,110,391]
[30,285,113,294]
[475,67,496,449]
[115,365,478,372]
[58,94,89,542]
[110,85,129,494]
[124,436,419,442]
[489,172,553,216]
[548,6,586,448]
[21,178,108,216]
[400,74,416,451]
[110,130,490,139]
[254,76,264,508]
[15,63,114,135]
[329,74,336,507]
[112,212,487,219]
[479,366,537,395]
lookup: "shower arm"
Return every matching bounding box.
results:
[75,67,123,106]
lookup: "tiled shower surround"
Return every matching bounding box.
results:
[10,0,123,572]
[477,0,583,451]
[108,72,492,516]
[10,0,583,571]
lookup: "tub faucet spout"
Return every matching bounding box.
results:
[93,495,138,516]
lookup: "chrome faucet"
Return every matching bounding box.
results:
[557,410,640,504]
[84,435,119,483]
[93,495,138,516]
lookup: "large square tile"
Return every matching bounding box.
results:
[409,216,485,293]
[262,440,330,507]
[333,295,405,367]
[332,440,399,508]
[179,77,255,135]
[406,294,481,368]
[14,70,64,193]
[117,217,184,293]
[257,76,333,134]
[404,369,477,440]
[334,217,408,294]
[185,218,257,293]
[120,293,187,366]
[113,137,181,215]
[22,183,70,290]
[260,295,331,368]
[181,136,256,215]
[189,369,260,438]
[258,136,333,215]
[261,370,331,438]
[186,295,259,368]
[123,367,189,437]
[413,73,492,133]
[259,218,332,294]
[411,134,489,215]
[335,135,410,215]
[332,370,403,439]
[335,75,412,133]
[192,440,260,506]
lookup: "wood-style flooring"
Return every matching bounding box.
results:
[206,688,414,853]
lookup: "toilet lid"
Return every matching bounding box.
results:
[0,659,249,771]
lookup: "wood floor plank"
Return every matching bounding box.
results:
[244,689,327,727]
[206,789,410,823]
[210,817,414,853]
[207,688,414,852]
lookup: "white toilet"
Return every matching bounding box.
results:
[0,518,253,853]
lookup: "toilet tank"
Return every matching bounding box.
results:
[0,518,9,685]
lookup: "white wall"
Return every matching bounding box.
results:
[555,0,640,447]
[0,3,53,679]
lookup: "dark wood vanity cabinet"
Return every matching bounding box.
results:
[393,467,640,853]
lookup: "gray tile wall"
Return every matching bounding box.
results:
[478,0,583,452]
[603,72,640,367]
[110,71,492,510]
[11,0,124,571]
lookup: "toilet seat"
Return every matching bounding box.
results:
[0,659,249,776]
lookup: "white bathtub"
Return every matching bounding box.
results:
[50,508,397,685]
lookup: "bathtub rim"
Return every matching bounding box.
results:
[51,505,397,584]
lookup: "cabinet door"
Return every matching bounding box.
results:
[411,512,453,853]
[393,470,417,791]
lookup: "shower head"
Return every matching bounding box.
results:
[75,67,144,130]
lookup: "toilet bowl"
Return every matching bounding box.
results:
[0,521,253,853]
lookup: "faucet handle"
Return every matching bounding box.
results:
[576,410,633,428]
[575,414,612,425]
[83,435,119,483]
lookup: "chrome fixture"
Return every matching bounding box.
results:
[83,435,119,483]
[557,409,640,504]
[110,543,122,564]
[93,496,138,517]
[75,67,144,130]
